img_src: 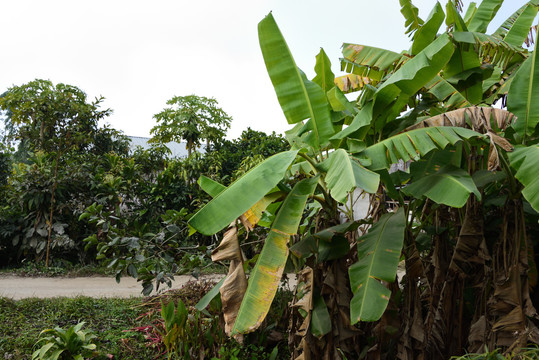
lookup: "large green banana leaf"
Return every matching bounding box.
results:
[373,34,455,125]
[198,175,225,197]
[467,0,503,33]
[361,126,484,171]
[507,40,539,142]
[494,0,539,47]
[402,165,481,207]
[400,0,424,37]
[508,145,539,213]
[349,208,406,323]
[258,13,334,149]
[198,174,283,230]
[318,149,380,203]
[188,150,298,235]
[334,34,455,141]
[411,1,445,55]
[313,48,335,93]
[232,176,318,335]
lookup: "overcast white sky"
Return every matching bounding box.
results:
[0,0,527,139]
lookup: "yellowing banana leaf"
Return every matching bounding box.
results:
[319,149,380,203]
[189,150,298,235]
[258,13,334,149]
[242,192,283,230]
[508,39,539,141]
[403,165,481,207]
[467,0,504,33]
[508,145,539,213]
[400,0,424,37]
[349,208,406,323]
[411,1,445,55]
[334,73,370,94]
[232,176,318,335]
[313,48,335,93]
[211,225,248,337]
[493,0,539,47]
[362,126,484,171]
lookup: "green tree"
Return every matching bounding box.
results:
[0,79,112,266]
[150,95,232,158]
[189,1,539,358]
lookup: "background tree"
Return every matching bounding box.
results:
[150,95,232,157]
[0,79,112,266]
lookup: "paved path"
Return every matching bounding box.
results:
[0,274,224,300]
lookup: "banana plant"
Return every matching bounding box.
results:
[188,6,509,358]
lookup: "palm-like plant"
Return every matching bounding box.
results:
[189,1,539,358]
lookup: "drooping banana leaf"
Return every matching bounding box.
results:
[493,0,539,47]
[311,293,332,338]
[340,45,405,84]
[411,1,445,55]
[258,13,334,149]
[361,126,484,171]
[349,208,406,323]
[425,75,472,109]
[508,145,539,213]
[400,0,424,37]
[507,41,539,142]
[403,165,481,207]
[189,150,298,235]
[232,176,318,335]
[452,32,527,70]
[313,48,335,93]
[318,149,380,203]
[467,0,504,33]
[445,36,483,104]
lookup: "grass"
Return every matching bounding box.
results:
[0,279,292,360]
[0,296,155,359]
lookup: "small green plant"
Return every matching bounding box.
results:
[159,300,188,359]
[32,321,97,360]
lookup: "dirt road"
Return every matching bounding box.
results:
[0,274,224,300]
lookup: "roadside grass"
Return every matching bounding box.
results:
[0,279,292,360]
[0,296,155,359]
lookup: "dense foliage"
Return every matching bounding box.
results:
[0,81,288,289]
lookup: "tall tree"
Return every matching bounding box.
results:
[150,95,232,157]
[0,79,111,266]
